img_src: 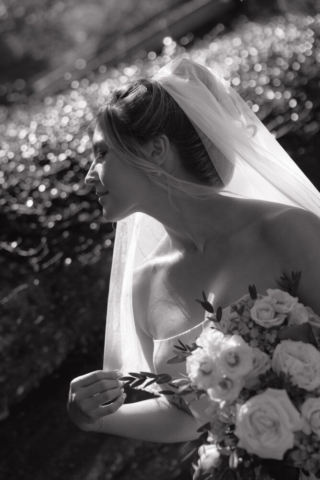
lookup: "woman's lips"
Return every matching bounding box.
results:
[97,191,109,198]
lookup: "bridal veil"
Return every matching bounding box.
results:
[102,58,320,380]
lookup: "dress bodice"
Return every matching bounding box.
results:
[153,319,210,381]
[151,294,250,424]
[152,317,213,425]
[152,292,243,378]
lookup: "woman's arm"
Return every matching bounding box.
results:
[99,395,200,443]
[67,370,200,443]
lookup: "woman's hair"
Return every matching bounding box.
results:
[97,78,224,196]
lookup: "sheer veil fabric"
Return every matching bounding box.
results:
[103,57,320,383]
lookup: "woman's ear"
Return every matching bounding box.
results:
[150,135,170,167]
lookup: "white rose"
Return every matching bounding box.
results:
[301,397,320,438]
[272,340,320,391]
[207,376,244,403]
[267,289,299,313]
[186,348,218,390]
[218,335,253,379]
[251,298,287,328]
[244,348,271,389]
[235,388,302,460]
[288,304,309,326]
[198,444,221,471]
[196,326,224,356]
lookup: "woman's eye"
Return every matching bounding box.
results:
[95,150,108,161]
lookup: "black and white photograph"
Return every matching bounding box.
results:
[1,1,320,479]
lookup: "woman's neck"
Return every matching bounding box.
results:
[140,189,248,255]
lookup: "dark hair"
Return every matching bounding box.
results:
[97,78,224,193]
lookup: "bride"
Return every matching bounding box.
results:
[68,58,320,445]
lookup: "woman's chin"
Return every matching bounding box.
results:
[101,206,125,223]
[102,208,116,222]
[99,196,136,222]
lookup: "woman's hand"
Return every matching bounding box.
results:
[67,370,126,432]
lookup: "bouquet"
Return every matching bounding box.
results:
[122,273,320,480]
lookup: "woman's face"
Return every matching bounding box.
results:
[85,126,152,222]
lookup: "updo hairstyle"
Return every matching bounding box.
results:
[97,78,224,195]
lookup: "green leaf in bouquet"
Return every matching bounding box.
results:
[177,387,194,396]
[128,372,145,379]
[155,374,172,384]
[197,422,212,433]
[195,291,214,313]
[170,378,191,387]
[173,346,187,352]
[119,376,135,382]
[168,383,179,389]
[248,285,257,300]
[167,355,188,364]
[216,306,223,322]
[144,378,157,388]
[173,339,188,352]
[277,271,302,296]
[178,383,194,394]
[130,378,147,388]
[139,371,158,378]
[186,343,198,353]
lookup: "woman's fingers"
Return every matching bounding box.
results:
[99,390,126,416]
[78,379,121,398]
[79,388,126,423]
[72,370,122,388]
[91,386,124,407]
[68,370,126,431]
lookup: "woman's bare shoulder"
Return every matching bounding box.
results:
[262,205,320,252]
[241,199,320,274]
[261,204,320,309]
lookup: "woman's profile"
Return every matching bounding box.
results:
[67,58,320,446]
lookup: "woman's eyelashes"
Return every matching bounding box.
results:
[94,149,108,161]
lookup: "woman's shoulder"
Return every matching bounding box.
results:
[239,198,319,240]
[260,203,320,251]
[238,199,320,269]
[259,202,320,296]
[267,205,320,310]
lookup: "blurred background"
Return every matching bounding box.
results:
[1,0,320,479]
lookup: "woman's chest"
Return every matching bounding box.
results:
[146,240,282,340]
